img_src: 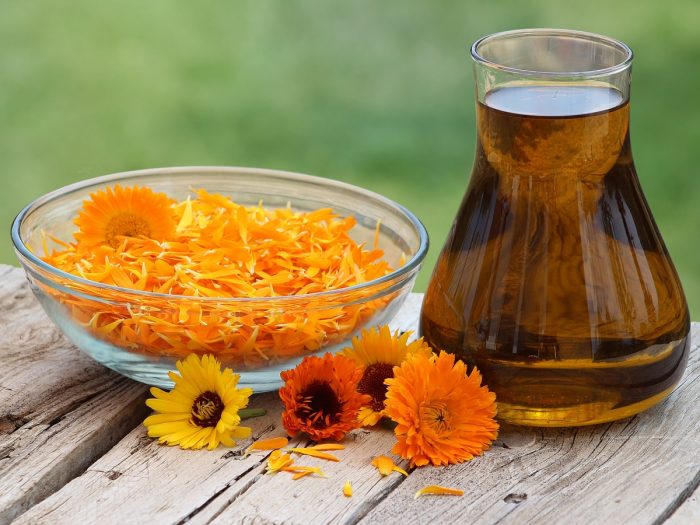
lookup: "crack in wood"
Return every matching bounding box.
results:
[653,469,700,525]
[176,461,268,525]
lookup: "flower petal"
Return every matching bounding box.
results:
[246,436,289,453]
[414,485,464,499]
[288,448,340,462]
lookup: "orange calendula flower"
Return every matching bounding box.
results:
[74,184,176,248]
[143,354,252,450]
[414,485,464,499]
[384,351,498,467]
[279,353,370,442]
[342,326,433,426]
[371,455,408,477]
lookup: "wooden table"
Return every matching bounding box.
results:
[1,264,698,525]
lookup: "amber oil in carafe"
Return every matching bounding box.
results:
[421,76,690,426]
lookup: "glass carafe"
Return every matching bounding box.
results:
[421,29,690,426]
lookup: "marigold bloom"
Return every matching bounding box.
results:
[279,353,370,441]
[143,354,253,450]
[342,326,432,426]
[384,351,498,467]
[74,184,176,248]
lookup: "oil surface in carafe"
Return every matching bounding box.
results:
[421,83,690,426]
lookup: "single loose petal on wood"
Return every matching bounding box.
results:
[307,443,346,451]
[282,466,326,478]
[246,436,289,454]
[414,485,464,499]
[343,480,353,497]
[371,455,406,476]
[288,447,340,462]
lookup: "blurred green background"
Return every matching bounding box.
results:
[1,0,698,314]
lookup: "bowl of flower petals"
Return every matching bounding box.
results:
[12,167,428,391]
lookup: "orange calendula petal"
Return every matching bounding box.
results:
[266,449,294,473]
[414,485,464,499]
[308,443,345,451]
[288,447,340,462]
[43,185,395,369]
[246,436,289,453]
[371,455,405,476]
[282,466,326,477]
[343,480,353,497]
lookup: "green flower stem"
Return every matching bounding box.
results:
[239,408,267,420]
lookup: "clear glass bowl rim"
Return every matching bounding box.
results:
[11,166,429,304]
[471,28,634,78]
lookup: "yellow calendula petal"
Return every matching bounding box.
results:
[392,465,408,476]
[288,448,340,462]
[414,485,464,499]
[267,449,294,472]
[343,480,353,497]
[282,466,326,477]
[246,436,289,453]
[283,465,326,480]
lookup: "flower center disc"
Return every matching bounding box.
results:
[357,362,394,412]
[421,401,452,435]
[105,212,152,247]
[297,381,342,428]
[191,391,224,428]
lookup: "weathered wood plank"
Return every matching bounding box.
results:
[192,294,422,525]
[201,427,407,525]
[12,393,291,525]
[361,324,700,525]
[10,294,422,525]
[0,265,149,525]
[667,482,700,525]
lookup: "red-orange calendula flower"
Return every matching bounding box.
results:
[279,353,370,441]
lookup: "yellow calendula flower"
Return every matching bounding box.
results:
[144,354,253,450]
[342,326,433,426]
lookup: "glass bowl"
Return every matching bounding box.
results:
[11,167,428,391]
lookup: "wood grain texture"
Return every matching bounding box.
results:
[12,393,291,525]
[2,261,698,525]
[204,427,408,525]
[0,266,149,525]
[10,288,422,525]
[361,324,700,525]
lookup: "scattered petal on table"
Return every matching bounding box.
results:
[414,485,464,499]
